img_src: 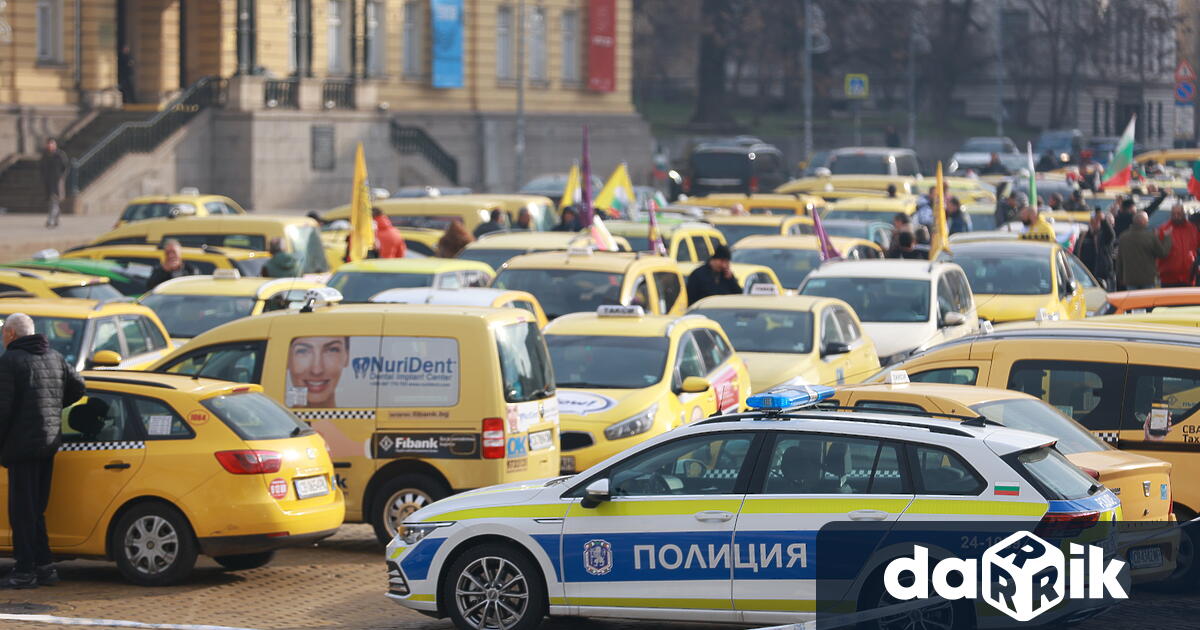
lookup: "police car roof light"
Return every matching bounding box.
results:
[746,385,836,412]
[597,304,644,317]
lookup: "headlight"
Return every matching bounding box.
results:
[400,521,454,545]
[604,404,659,441]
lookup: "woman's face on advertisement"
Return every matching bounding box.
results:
[288,337,349,408]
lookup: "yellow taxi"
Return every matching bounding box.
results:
[730,234,883,289]
[464,193,558,230]
[1135,148,1200,170]
[369,287,550,328]
[822,196,919,222]
[22,372,343,585]
[828,379,1177,583]
[675,261,783,295]
[775,174,918,199]
[689,293,880,392]
[61,243,272,278]
[1090,310,1200,328]
[493,250,687,319]
[398,228,445,257]
[0,297,172,371]
[457,230,632,271]
[0,267,124,301]
[545,305,750,473]
[679,193,824,216]
[704,213,814,245]
[604,219,727,262]
[323,197,501,234]
[137,271,327,341]
[945,239,1086,322]
[90,215,332,274]
[326,258,495,303]
[115,192,245,226]
[152,290,559,543]
[943,176,997,203]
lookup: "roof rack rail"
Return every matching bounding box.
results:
[82,374,176,389]
[696,409,979,438]
[812,403,997,426]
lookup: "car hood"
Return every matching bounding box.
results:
[974,293,1057,323]
[557,388,662,425]
[861,322,934,358]
[740,352,821,393]
[408,477,569,523]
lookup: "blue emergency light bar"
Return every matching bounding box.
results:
[746,385,836,411]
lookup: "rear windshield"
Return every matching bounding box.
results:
[328,271,434,302]
[140,294,257,338]
[731,248,821,288]
[970,399,1107,455]
[692,308,813,354]
[829,154,890,175]
[288,225,330,274]
[714,224,776,245]
[53,283,123,301]
[459,248,526,271]
[203,391,314,441]
[825,210,892,223]
[801,277,931,323]
[1007,446,1098,501]
[692,152,750,178]
[121,202,193,222]
[493,269,625,319]
[495,321,555,403]
[234,257,268,277]
[169,233,267,252]
[390,215,477,231]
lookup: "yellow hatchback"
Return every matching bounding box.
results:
[61,243,272,278]
[138,272,327,341]
[705,214,814,245]
[680,193,824,216]
[946,239,1086,322]
[0,267,124,301]
[0,298,172,371]
[458,231,632,271]
[115,193,246,226]
[326,258,496,303]
[730,234,883,289]
[604,220,728,262]
[15,372,344,585]
[545,305,751,473]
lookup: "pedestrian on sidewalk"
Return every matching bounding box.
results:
[146,239,199,290]
[0,313,86,589]
[39,139,69,229]
[1117,211,1171,290]
[263,238,302,277]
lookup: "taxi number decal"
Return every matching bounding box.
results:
[186,409,210,425]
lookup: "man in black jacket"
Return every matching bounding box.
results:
[1073,209,1117,290]
[1114,189,1168,238]
[146,239,199,290]
[686,245,741,304]
[0,313,86,588]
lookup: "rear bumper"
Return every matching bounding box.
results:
[199,527,339,557]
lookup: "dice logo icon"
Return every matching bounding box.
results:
[982,532,1065,621]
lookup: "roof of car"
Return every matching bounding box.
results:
[688,294,838,312]
[804,259,952,280]
[93,215,317,244]
[0,267,110,288]
[604,220,719,238]
[144,275,325,298]
[829,197,919,211]
[466,231,592,249]
[830,147,918,156]
[917,320,1200,355]
[369,287,529,306]
[0,297,150,318]
[64,243,266,261]
[544,311,706,337]
[949,239,1059,256]
[334,258,496,275]
[706,214,811,226]
[500,250,675,273]
[732,234,878,251]
[835,382,1027,407]
[125,194,235,205]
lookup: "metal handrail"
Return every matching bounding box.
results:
[70,76,225,193]
[389,120,459,185]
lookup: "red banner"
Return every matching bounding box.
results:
[587,0,616,92]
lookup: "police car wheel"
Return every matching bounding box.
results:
[214,551,276,571]
[443,544,546,630]
[371,474,449,545]
[112,503,198,587]
[1155,522,1200,592]
[860,569,971,630]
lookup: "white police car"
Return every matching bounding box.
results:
[384,386,1121,629]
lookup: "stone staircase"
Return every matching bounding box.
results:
[0,110,146,214]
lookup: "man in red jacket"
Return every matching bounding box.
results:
[372,208,407,259]
[1157,204,1199,287]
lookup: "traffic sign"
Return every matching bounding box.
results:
[1177,80,1195,104]
[845,73,869,99]
[1177,59,1196,82]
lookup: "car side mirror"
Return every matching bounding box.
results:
[942,311,966,327]
[580,478,610,509]
[679,376,711,394]
[88,350,122,368]
[821,341,851,357]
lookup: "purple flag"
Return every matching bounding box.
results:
[579,126,594,225]
[811,207,842,262]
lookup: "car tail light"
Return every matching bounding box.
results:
[683,176,692,193]
[482,418,505,459]
[1080,467,1101,481]
[1034,510,1100,539]
[215,450,282,474]
[749,176,760,193]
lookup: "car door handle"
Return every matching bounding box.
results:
[694,510,734,523]
[848,509,889,521]
[104,461,131,470]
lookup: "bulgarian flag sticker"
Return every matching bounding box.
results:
[994,482,1021,497]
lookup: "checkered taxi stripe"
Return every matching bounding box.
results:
[1094,431,1119,444]
[59,441,145,452]
[293,409,376,421]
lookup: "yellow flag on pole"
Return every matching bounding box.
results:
[929,161,951,260]
[348,143,373,263]
[594,163,637,217]
[559,164,581,211]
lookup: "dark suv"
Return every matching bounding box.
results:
[683,139,790,197]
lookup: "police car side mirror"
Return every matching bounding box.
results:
[88,350,122,368]
[580,479,610,509]
[941,311,966,327]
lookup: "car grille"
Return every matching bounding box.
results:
[387,560,409,596]
[560,431,594,452]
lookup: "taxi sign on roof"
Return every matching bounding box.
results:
[887,369,910,385]
[597,304,644,317]
[749,283,780,296]
[747,384,835,411]
[212,268,241,280]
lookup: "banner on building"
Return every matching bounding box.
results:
[431,0,464,88]
[587,0,616,92]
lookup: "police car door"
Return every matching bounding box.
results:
[734,430,913,625]
[559,430,764,621]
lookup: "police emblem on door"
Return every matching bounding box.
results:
[583,539,613,576]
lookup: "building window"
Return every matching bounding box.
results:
[561,9,580,84]
[1157,101,1164,138]
[289,0,313,76]
[36,0,62,63]
[527,7,547,83]
[1104,100,1111,135]
[365,0,386,76]
[1092,100,1100,136]
[327,0,351,75]
[497,5,514,81]
[403,1,425,78]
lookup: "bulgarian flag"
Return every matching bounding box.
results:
[1189,161,1200,200]
[1101,115,1136,189]
[594,163,637,218]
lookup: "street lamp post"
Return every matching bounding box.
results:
[803,0,813,161]
[514,0,527,192]
[907,10,916,149]
[994,0,1005,137]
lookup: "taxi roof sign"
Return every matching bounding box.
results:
[597,304,644,317]
[212,268,241,280]
[300,287,344,311]
[746,384,835,411]
[748,283,780,296]
[886,369,910,385]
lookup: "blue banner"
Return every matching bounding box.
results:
[431,0,464,88]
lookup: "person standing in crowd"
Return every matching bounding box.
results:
[686,246,741,304]
[473,209,507,238]
[1073,209,1116,290]
[1019,205,1056,241]
[889,231,928,260]
[1115,189,1168,237]
[146,239,199,290]
[1063,190,1088,213]
[884,125,901,148]
[980,153,1009,175]
[117,44,136,104]
[437,219,474,258]
[885,184,898,198]
[995,192,1023,228]
[554,207,584,232]
[262,237,301,278]
[513,208,533,230]
[946,196,971,235]
[915,186,939,231]
[1157,204,1199,288]
[0,313,86,589]
[372,208,406,258]
[39,139,69,229]
[1047,193,1064,211]
[1117,211,1171,290]
[886,212,913,258]
[1037,149,1057,172]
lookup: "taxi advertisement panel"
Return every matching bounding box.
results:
[285,336,460,409]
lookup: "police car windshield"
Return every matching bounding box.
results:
[493,269,625,319]
[953,255,1052,295]
[691,309,813,354]
[140,294,257,338]
[731,249,821,288]
[327,271,434,303]
[801,277,930,323]
[547,335,669,389]
[970,399,1107,455]
[714,224,775,245]
[1008,446,1098,501]
[0,316,84,367]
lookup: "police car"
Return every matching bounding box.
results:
[384,386,1121,629]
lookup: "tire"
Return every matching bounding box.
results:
[111,503,199,586]
[857,565,973,630]
[370,473,449,545]
[214,551,276,571]
[1151,521,1200,592]
[441,543,547,630]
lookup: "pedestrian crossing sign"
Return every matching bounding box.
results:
[845,74,869,99]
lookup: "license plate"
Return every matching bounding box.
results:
[1129,546,1163,569]
[294,475,330,500]
[560,455,576,474]
[529,430,554,451]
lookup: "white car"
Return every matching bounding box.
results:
[798,259,979,365]
[950,136,1023,174]
[384,386,1123,629]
